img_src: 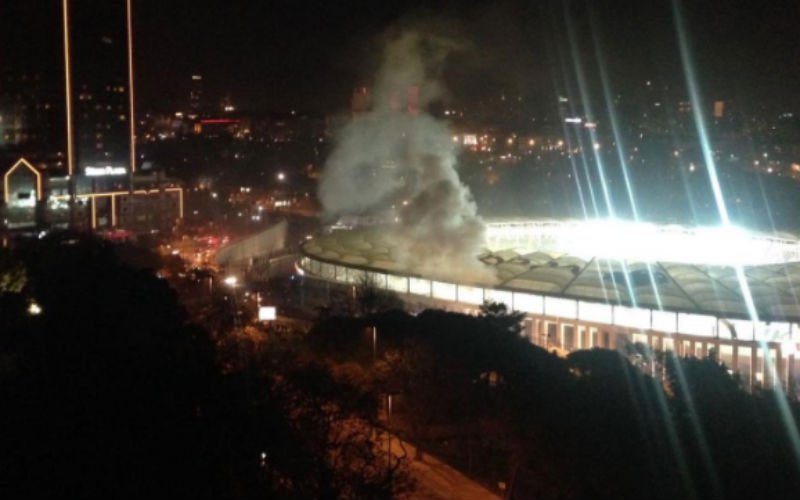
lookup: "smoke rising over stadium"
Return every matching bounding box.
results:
[319,30,489,279]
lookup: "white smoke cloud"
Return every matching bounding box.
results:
[319,30,492,282]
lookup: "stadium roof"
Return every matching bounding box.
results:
[302,227,800,322]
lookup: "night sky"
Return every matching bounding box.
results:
[2,0,800,113]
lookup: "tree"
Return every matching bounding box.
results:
[355,275,404,318]
[0,232,422,500]
[1,232,218,499]
[479,300,525,335]
[0,248,26,293]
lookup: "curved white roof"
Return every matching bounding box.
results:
[303,222,800,322]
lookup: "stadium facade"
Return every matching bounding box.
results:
[299,220,800,393]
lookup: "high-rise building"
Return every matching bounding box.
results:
[0,1,66,173]
[0,71,66,172]
[69,0,131,173]
[2,0,184,233]
[188,74,203,118]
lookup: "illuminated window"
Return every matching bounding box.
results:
[366,272,387,289]
[614,306,650,329]
[652,310,677,333]
[320,263,335,280]
[409,278,431,296]
[737,346,752,384]
[678,313,717,337]
[387,275,408,293]
[755,321,791,342]
[719,344,734,370]
[432,281,456,301]
[578,301,612,324]
[547,323,558,344]
[720,319,748,340]
[545,297,577,319]
[694,342,705,358]
[345,268,365,284]
[515,293,544,314]
[457,285,484,305]
[485,289,512,308]
[563,325,576,350]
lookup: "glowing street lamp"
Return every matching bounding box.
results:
[27,301,42,316]
[223,275,238,287]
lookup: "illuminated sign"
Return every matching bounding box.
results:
[85,166,127,176]
[258,306,277,321]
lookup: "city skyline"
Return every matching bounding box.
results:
[2,0,800,114]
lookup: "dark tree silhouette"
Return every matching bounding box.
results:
[1,233,218,499]
[354,275,405,318]
[1,232,410,500]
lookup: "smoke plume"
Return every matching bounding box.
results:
[319,30,491,281]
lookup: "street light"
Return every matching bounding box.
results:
[223,275,238,287]
[27,301,42,316]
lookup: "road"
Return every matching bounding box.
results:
[380,433,502,500]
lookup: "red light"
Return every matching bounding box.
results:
[200,119,240,125]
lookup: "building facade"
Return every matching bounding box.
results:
[298,222,800,396]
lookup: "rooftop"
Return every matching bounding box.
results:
[302,222,800,322]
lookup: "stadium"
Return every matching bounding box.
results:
[299,219,800,391]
